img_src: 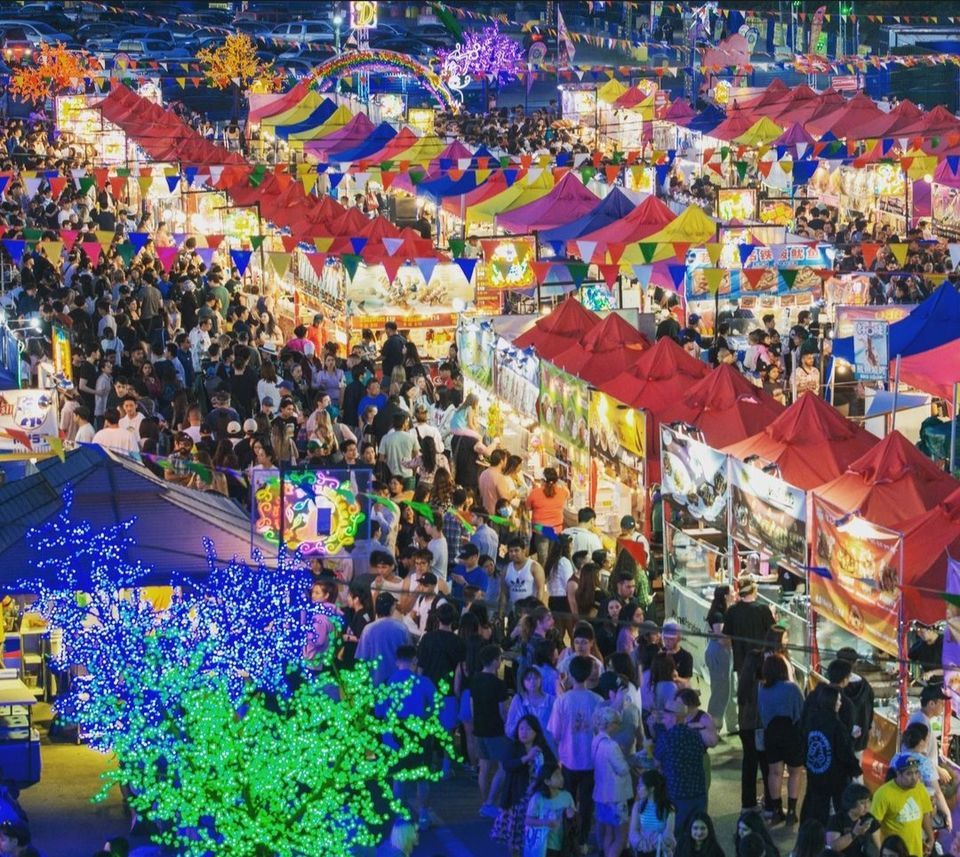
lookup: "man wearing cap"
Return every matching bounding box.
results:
[356,592,410,686]
[660,621,694,686]
[564,507,603,558]
[618,514,651,571]
[409,403,443,453]
[165,432,195,486]
[450,543,487,601]
[871,753,934,857]
[907,684,955,789]
[404,572,448,639]
[723,575,775,673]
[203,390,241,439]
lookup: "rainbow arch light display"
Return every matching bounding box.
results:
[311,49,459,113]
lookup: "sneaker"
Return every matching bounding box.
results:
[479,803,499,819]
[768,809,786,825]
[785,810,798,826]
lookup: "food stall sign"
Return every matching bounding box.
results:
[51,325,72,381]
[590,391,645,465]
[729,457,807,567]
[808,496,902,658]
[660,425,727,526]
[852,319,888,381]
[538,362,589,450]
[495,338,539,420]
[456,321,495,389]
[0,389,57,452]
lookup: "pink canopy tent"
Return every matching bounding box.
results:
[901,487,960,626]
[575,194,675,247]
[662,99,697,125]
[898,105,960,139]
[772,89,844,127]
[897,339,960,405]
[550,313,651,385]
[809,92,886,139]
[248,80,311,122]
[512,296,601,359]
[856,100,922,139]
[301,112,376,159]
[495,173,599,233]
[737,79,789,111]
[773,122,815,148]
[707,110,757,142]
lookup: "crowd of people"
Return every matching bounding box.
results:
[2,104,959,857]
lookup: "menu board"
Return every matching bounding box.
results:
[495,338,539,420]
[717,188,757,222]
[660,425,727,526]
[539,362,589,450]
[728,458,807,567]
[808,496,902,657]
[456,322,495,389]
[590,391,645,465]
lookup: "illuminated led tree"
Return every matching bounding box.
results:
[438,23,525,96]
[196,32,281,118]
[20,487,454,856]
[10,44,88,102]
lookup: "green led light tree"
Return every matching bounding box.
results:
[21,488,454,856]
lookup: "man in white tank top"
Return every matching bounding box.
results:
[500,537,546,614]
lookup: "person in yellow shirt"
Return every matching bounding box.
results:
[871,754,934,857]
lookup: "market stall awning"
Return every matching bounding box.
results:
[855,99,922,139]
[577,194,676,248]
[734,116,784,147]
[901,486,960,626]
[357,126,421,166]
[723,391,878,490]
[601,336,710,409]
[272,97,338,141]
[550,312,651,385]
[416,146,499,200]
[833,282,960,362]
[441,169,514,217]
[389,139,475,195]
[772,88,844,128]
[641,203,717,244]
[260,90,324,130]
[705,109,757,142]
[285,104,356,147]
[300,112,377,159]
[738,79,790,111]
[597,78,630,104]
[390,132,446,166]
[661,99,697,126]
[686,104,726,134]
[466,169,554,225]
[813,430,959,527]
[249,79,311,122]
[897,105,960,140]
[495,173,599,233]
[0,446,275,587]
[540,187,640,245]
[897,339,960,403]
[772,122,816,148]
[511,295,601,359]
[322,121,397,164]
[808,92,886,140]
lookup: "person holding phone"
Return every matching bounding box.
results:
[826,783,879,857]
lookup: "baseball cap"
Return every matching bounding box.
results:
[688,313,700,324]
[920,684,950,706]
[261,396,275,408]
[890,753,921,773]
[458,544,480,558]
[307,439,323,449]
[242,418,258,433]
[620,515,636,530]
[637,620,660,636]
[226,421,242,436]
[176,431,193,444]
[662,620,680,635]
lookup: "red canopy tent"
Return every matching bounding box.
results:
[773,89,844,127]
[601,337,709,409]
[248,79,311,122]
[901,487,960,626]
[809,92,887,139]
[813,430,959,526]
[723,391,878,490]
[575,194,675,248]
[738,79,790,111]
[496,173,599,233]
[898,105,960,140]
[511,296,601,359]
[706,110,757,142]
[550,313,651,385]
[856,100,923,139]
[661,99,697,126]
[441,170,516,218]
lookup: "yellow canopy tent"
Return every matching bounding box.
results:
[260,90,323,131]
[629,94,656,121]
[734,117,784,147]
[394,133,446,165]
[467,170,555,225]
[287,104,354,149]
[620,203,717,262]
[598,79,630,105]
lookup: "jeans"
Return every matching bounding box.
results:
[705,639,735,731]
[739,728,769,810]
[563,767,594,847]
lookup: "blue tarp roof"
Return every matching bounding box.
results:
[833,283,960,362]
[687,104,726,134]
[273,98,337,140]
[0,446,272,589]
[416,146,496,200]
[329,121,397,163]
[539,187,640,244]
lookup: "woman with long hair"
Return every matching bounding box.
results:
[491,714,556,856]
[257,360,280,407]
[705,584,735,732]
[757,654,805,825]
[593,706,633,857]
[644,652,678,729]
[675,812,726,857]
[543,535,574,640]
[411,435,449,490]
[526,467,570,565]
[734,810,780,857]
[431,466,455,510]
[504,665,555,744]
[450,391,480,438]
[629,769,676,857]
[340,584,373,669]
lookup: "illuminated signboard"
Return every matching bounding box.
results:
[350,1,378,29]
[52,325,72,381]
[480,237,536,289]
[253,469,368,556]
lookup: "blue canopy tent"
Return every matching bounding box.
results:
[539,186,641,245]
[0,446,274,588]
[273,98,338,141]
[686,104,726,134]
[833,283,960,362]
[328,121,397,163]
[415,145,497,200]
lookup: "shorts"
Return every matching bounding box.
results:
[764,716,804,767]
[595,800,629,826]
[477,735,511,762]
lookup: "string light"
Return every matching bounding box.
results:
[19,485,455,855]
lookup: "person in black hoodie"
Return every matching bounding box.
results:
[800,685,861,825]
[801,659,855,741]
[835,648,875,754]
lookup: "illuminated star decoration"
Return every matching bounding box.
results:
[18,485,455,856]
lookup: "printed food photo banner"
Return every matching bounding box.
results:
[660,425,728,527]
[728,457,807,568]
[538,362,589,451]
[590,391,645,468]
[494,337,540,419]
[456,321,495,389]
[809,497,903,658]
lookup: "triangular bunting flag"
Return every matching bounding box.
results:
[268,252,292,278]
[780,269,799,290]
[342,254,362,280]
[2,239,25,266]
[206,234,225,250]
[861,243,881,269]
[448,238,465,258]
[350,237,368,256]
[599,264,620,288]
[59,229,79,251]
[230,249,253,277]
[80,241,101,267]
[531,261,552,284]
[632,265,652,287]
[415,257,438,284]
[156,246,179,274]
[704,268,725,294]
[249,235,265,252]
[454,257,478,284]
[193,246,216,267]
[566,261,589,287]
[738,244,756,267]
[129,232,151,253]
[306,253,327,278]
[889,243,908,267]
[116,243,136,266]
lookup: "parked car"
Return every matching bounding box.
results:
[1,27,34,62]
[371,36,443,60]
[0,19,74,47]
[268,20,335,46]
[276,45,335,61]
[366,24,409,44]
[114,38,191,59]
[87,27,175,54]
[75,21,121,45]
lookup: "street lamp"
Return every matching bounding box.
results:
[333,14,343,55]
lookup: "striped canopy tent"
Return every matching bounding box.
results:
[466,170,555,226]
[390,139,475,194]
[441,169,517,218]
[575,194,675,253]
[358,126,421,166]
[272,97,338,141]
[321,121,397,164]
[260,90,325,131]
[285,104,356,149]
[620,204,716,264]
[390,133,447,166]
[661,99,697,126]
[540,186,641,245]
[300,112,377,160]
[495,173,599,233]
[249,79,311,122]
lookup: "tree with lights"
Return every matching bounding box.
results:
[21,487,454,856]
[196,32,282,119]
[438,23,525,106]
[10,43,88,103]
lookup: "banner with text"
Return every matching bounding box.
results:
[660,425,728,526]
